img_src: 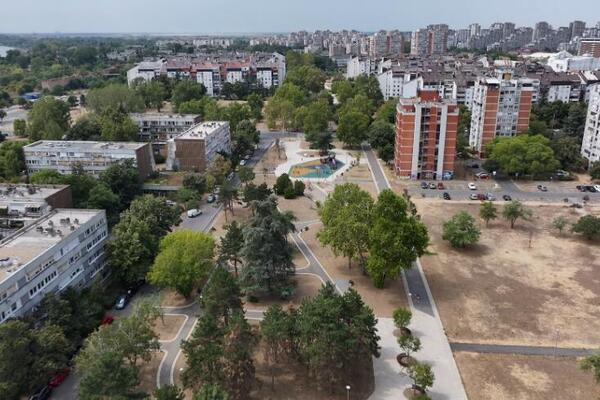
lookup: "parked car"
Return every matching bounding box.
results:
[428,182,436,189]
[477,193,487,201]
[227,172,235,181]
[537,185,548,192]
[576,185,585,192]
[502,194,512,201]
[556,170,570,177]
[244,154,251,160]
[420,181,428,189]
[594,185,600,192]
[99,315,114,326]
[48,368,70,388]
[443,192,451,200]
[114,294,128,310]
[468,182,477,190]
[586,185,597,192]
[239,159,247,166]
[187,209,202,218]
[437,182,445,190]
[469,193,479,200]
[486,193,496,201]
[29,386,52,400]
[128,279,145,295]
[475,172,489,179]
[207,194,216,203]
[469,163,480,169]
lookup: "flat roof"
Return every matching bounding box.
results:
[130,112,200,120]
[177,121,229,140]
[24,140,147,152]
[0,184,68,205]
[0,209,103,283]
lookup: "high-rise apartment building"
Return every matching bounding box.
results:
[469,72,535,154]
[579,38,600,58]
[533,21,552,41]
[581,84,600,163]
[394,90,458,180]
[411,25,448,56]
[570,20,586,39]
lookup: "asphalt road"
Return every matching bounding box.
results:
[450,342,595,357]
[0,105,27,136]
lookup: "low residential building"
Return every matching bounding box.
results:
[166,121,231,172]
[469,73,535,154]
[394,90,459,180]
[0,184,72,233]
[0,209,108,323]
[130,112,201,156]
[581,84,600,163]
[547,51,600,72]
[24,141,155,179]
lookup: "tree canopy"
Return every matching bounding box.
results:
[442,211,481,248]
[485,135,559,178]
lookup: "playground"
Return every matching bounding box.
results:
[289,156,345,179]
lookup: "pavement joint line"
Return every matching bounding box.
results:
[158,314,189,344]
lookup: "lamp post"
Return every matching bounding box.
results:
[346,385,351,400]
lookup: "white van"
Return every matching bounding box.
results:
[187,209,202,218]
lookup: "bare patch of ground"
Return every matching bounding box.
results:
[246,274,323,311]
[211,202,254,240]
[300,223,408,317]
[137,351,164,394]
[160,289,197,308]
[254,143,287,176]
[278,195,320,222]
[154,314,186,342]
[454,352,599,400]
[417,200,600,347]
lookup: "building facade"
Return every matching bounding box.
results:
[24,141,156,179]
[394,91,458,180]
[469,73,534,153]
[166,122,231,172]
[0,209,108,323]
[581,84,600,163]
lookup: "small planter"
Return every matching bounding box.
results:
[403,386,428,400]
[396,353,415,367]
[393,327,412,337]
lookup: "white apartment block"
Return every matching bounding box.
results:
[581,84,600,162]
[377,69,419,100]
[0,209,108,323]
[346,57,375,78]
[195,65,221,96]
[130,112,201,142]
[166,121,231,172]
[548,51,600,72]
[127,60,166,84]
[24,141,156,179]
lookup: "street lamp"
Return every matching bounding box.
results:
[346,385,351,400]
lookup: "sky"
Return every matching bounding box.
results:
[1,0,599,34]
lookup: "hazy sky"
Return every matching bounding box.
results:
[1,0,599,34]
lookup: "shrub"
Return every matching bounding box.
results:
[274,173,293,195]
[293,180,305,196]
[283,186,296,199]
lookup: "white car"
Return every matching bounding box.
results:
[239,159,247,166]
[468,182,477,190]
[594,185,600,192]
[187,209,202,218]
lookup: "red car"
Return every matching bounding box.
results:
[48,368,70,387]
[99,315,114,326]
[437,182,445,190]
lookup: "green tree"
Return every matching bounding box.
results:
[148,230,215,297]
[260,305,289,389]
[231,120,259,163]
[240,197,296,296]
[182,314,225,390]
[201,265,243,324]
[28,96,71,141]
[154,385,185,400]
[552,216,569,235]
[217,180,238,221]
[374,98,398,124]
[265,97,294,131]
[29,169,63,184]
[297,100,330,140]
[337,110,370,148]
[219,221,244,277]
[86,183,120,225]
[246,93,264,120]
[99,159,142,209]
[242,182,272,204]
[397,334,421,360]
[486,135,559,178]
[193,384,230,400]
[293,180,305,196]
[502,201,533,229]
[0,320,34,399]
[407,362,435,393]
[208,154,232,185]
[367,189,429,288]
[183,172,207,194]
[68,115,102,141]
[393,307,412,330]
[285,65,327,93]
[318,183,373,268]
[222,313,256,400]
[479,201,497,227]
[581,351,600,384]
[237,166,255,188]
[442,211,481,248]
[87,84,144,114]
[222,103,253,133]
[99,106,139,141]
[13,118,27,137]
[368,120,395,162]
[551,134,587,172]
[273,173,294,196]
[172,80,207,111]
[136,80,167,111]
[572,215,600,240]
[0,141,26,179]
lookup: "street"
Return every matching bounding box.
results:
[0,105,27,136]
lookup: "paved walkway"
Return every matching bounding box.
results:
[362,144,468,400]
[450,342,595,357]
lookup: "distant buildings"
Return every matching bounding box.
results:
[469,72,535,154]
[127,53,286,96]
[23,141,155,179]
[394,90,458,180]
[579,38,600,58]
[0,208,108,323]
[581,84,600,163]
[411,25,449,56]
[166,121,231,172]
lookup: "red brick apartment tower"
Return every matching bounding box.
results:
[394,90,458,180]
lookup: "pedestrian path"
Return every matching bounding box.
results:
[363,144,468,400]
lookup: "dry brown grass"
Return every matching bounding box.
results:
[417,199,600,347]
[137,351,164,394]
[454,352,599,400]
[245,274,323,311]
[154,314,187,342]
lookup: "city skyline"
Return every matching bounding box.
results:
[1,0,599,34]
